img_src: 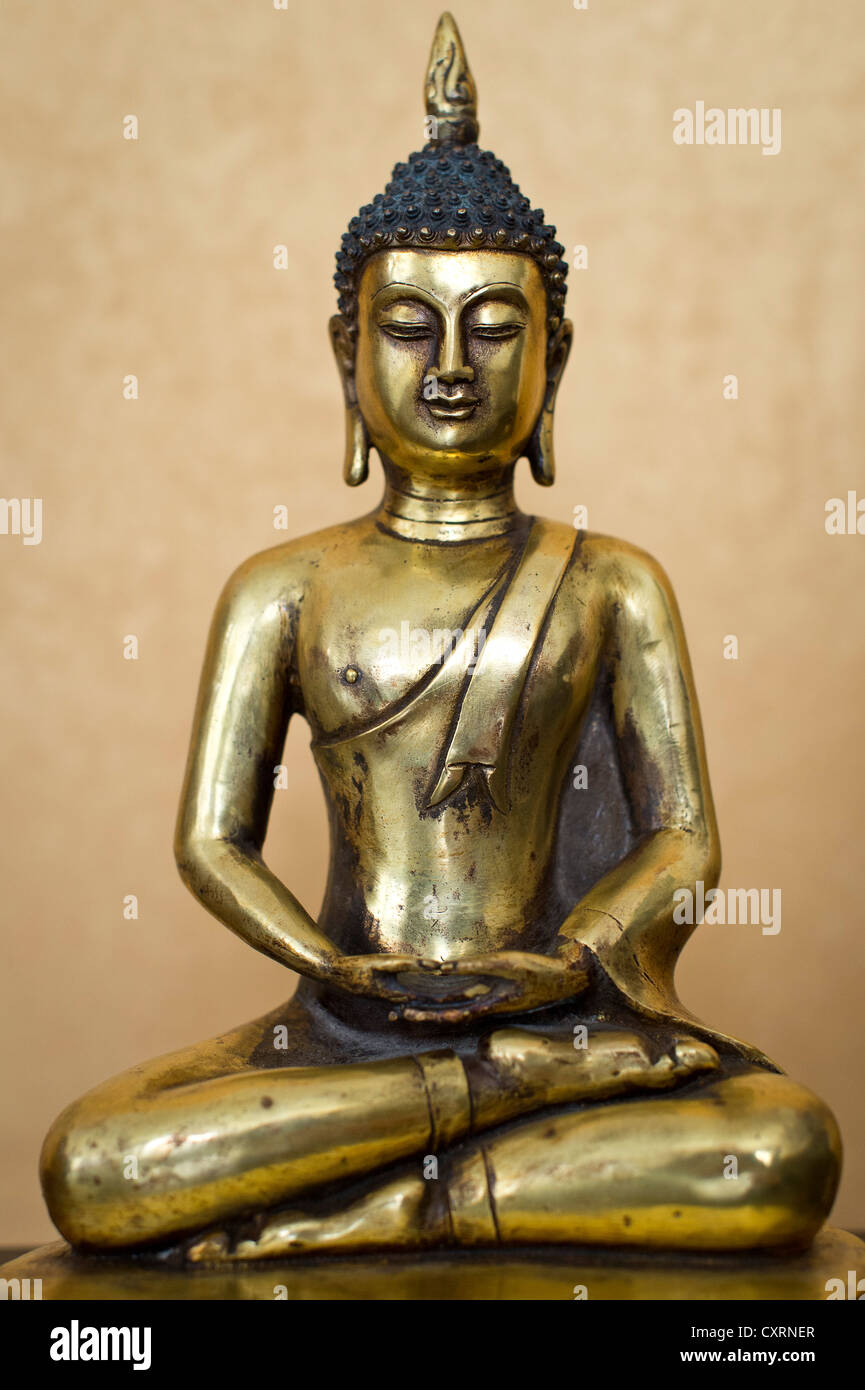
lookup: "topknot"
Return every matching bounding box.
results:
[333,14,568,340]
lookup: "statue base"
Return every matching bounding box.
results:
[2,1228,862,1300]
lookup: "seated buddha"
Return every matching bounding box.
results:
[40,13,841,1262]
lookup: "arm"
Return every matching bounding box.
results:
[174,552,339,980]
[174,552,444,1001]
[556,542,721,990]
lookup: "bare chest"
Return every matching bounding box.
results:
[295,549,601,743]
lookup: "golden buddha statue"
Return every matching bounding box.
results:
[40,13,841,1264]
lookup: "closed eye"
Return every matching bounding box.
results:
[470,323,526,340]
[379,322,435,340]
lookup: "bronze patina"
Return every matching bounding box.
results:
[39,13,842,1263]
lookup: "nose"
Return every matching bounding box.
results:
[432,319,475,384]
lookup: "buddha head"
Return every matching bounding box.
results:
[330,12,572,489]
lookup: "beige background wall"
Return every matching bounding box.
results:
[2,0,863,1243]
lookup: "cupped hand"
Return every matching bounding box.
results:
[391,947,593,1025]
[327,953,449,1004]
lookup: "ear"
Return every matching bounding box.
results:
[329,314,358,406]
[544,317,573,411]
[329,315,370,486]
[527,319,573,488]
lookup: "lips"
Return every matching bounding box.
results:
[426,392,480,420]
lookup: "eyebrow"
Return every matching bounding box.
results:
[371,281,531,313]
[372,283,441,310]
[463,283,530,312]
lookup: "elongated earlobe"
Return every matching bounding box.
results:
[527,410,556,486]
[527,317,573,488]
[343,407,370,486]
[330,314,369,487]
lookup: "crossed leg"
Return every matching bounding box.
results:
[40,1010,840,1258]
[189,1068,840,1261]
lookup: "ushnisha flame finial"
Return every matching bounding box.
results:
[424,12,479,147]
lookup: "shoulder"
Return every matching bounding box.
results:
[541,523,682,640]
[569,530,668,584]
[214,515,373,624]
[575,531,678,614]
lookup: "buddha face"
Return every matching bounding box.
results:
[341,249,568,480]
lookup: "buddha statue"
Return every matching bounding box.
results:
[40,13,841,1264]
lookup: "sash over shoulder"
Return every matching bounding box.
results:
[427,521,578,812]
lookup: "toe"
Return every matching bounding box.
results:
[670,1036,719,1074]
